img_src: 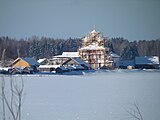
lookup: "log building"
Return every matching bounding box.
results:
[78,28,111,69]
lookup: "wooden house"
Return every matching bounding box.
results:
[11,57,40,72]
[55,57,90,73]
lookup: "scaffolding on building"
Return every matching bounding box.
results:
[78,28,112,69]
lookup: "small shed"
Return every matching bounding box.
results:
[11,57,40,72]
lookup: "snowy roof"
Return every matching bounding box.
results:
[13,57,40,66]
[54,52,79,58]
[135,56,159,65]
[22,58,40,66]
[91,29,97,33]
[71,57,89,67]
[62,52,79,57]
[110,52,120,58]
[37,58,46,63]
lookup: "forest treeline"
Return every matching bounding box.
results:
[0,36,160,60]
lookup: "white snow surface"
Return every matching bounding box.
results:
[1,70,160,120]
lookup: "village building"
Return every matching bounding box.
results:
[52,52,79,65]
[11,57,40,73]
[78,28,111,69]
[119,56,159,69]
[38,52,79,72]
[135,56,159,69]
[55,57,90,73]
[109,52,120,68]
[38,58,59,72]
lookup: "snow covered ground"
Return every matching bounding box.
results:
[1,70,160,120]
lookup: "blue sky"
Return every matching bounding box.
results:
[0,0,160,41]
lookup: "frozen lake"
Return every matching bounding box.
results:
[1,70,160,120]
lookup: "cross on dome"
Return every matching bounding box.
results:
[91,25,97,33]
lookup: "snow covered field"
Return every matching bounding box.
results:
[1,70,160,120]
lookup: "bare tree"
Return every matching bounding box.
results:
[126,101,144,120]
[1,49,6,67]
[0,76,24,120]
[1,76,6,120]
[1,49,6,120]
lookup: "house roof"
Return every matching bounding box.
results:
[110,52,120,58]
[135,56,159,65]
[37,58,46,63]
[71,57,89,67]
[13,57,40,66]
[62,52,79,57]
[62,57,89,70]
[54,52,79,58]
[22,58,40,66]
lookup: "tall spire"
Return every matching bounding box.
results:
[93,24,96,30]
[91,25,97,34]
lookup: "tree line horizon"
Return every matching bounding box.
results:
[0,36,160,60]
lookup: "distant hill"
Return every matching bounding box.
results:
[0,36,160,60]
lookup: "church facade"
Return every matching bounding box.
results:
[78,28,111,69]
